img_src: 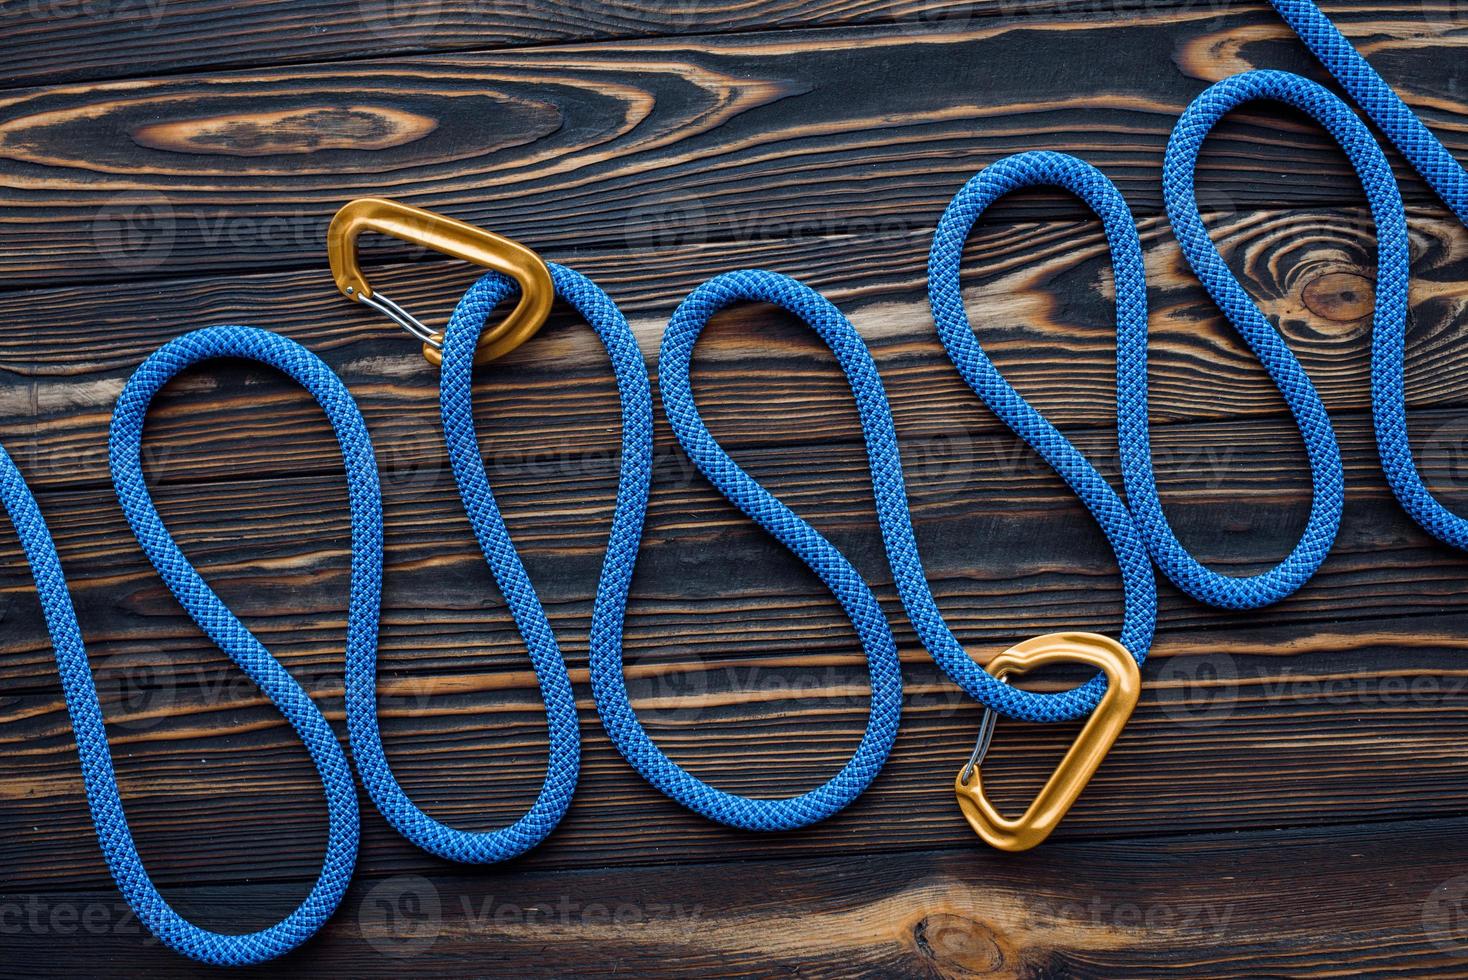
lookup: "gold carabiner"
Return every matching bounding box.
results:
[954,632,1140,852]
[326,198,554,367]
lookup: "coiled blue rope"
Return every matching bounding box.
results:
[926,157,1158,719]
[346,261,645,861]
[0,451,349,968]
[651,267,1152,759]
[1,265,646,960]
[0,326,368,966]
[590,270,904,830]
[1268,1,1468,550]
[1130,62,1467,606]
[1126,71,1363,609]
[3,0,1464,960]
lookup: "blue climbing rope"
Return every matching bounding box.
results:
[0,449,348,968]
[1,264,648,959]
[1270,0,1468,225]
[0,326,369,966]
[345,261,645,862]
[926,156,1159,719]
[1127,2,1468,600]
[1125,71,1363,609]
[652,266,1153,761]
[1129,62,1467,606]
[590,270,904,830]
[4,0,1465,960]
[1267,1,1468,550]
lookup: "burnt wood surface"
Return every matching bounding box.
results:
[1,0,1467,976]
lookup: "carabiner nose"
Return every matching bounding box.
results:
[326,198,555,366]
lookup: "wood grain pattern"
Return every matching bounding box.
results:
[7,618,1468,891]
[0,0,1024,87]
[1,206,1464,493]
[3,405,1468,891]
[5,818,1468,976]
[1,8,1464,285]
[4,0,1457,90]
[1,405,1464,687]
[3,2,1467,975]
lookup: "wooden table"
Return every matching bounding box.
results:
[2,1,1466,975]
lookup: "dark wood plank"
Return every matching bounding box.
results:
[2,400,1465,689]
[7,615,1468,891]
[0,0,1131,88]
[5,817,1468,977]
[2,9,1464,285]
[3,402,1468,888]
[2,0,1457,92]
[2,205,1464,494]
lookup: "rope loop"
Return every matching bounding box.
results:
[1117,70,1369,608]
[344,262,651,862]
[1267,2,1468,550]
[89,325,369,966]
[1140,67,1468,606]
[592,269,905,830]
[4,1,1468,960]
[925,151,1157,720]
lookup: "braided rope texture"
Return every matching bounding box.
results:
[0,0,1464,964]
[1266,5,1468,550]
[0,443,353,969]
[1135,65,1468,606]
[928,157,1158,718]
[343,263,643,861]
[1142,72,1359,608]
[1271,0,1468,225]
[0,325,376,967]
[591,270,903,830]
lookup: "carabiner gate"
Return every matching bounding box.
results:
[326,198,555,366]
[954,632,1140,852]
